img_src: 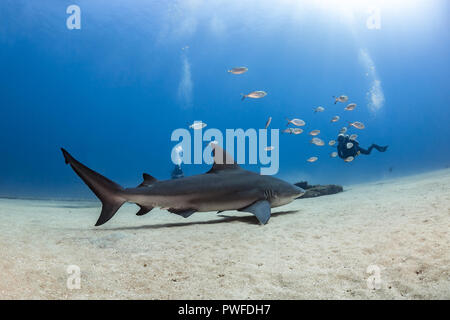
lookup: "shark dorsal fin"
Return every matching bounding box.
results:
[138,173,158,187]
[207,143,241,173]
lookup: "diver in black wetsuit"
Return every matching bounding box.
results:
[337,134,388,160]
[171,164,184,179]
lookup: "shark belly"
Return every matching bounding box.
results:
[189,190,260,212]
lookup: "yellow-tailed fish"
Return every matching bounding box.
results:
[241,90,267,100]
[189,121,207,130]
[228,67,248,74]
[333,95,348,104]
[331,115,340,122]
[286,118,306,126]
[345,103,356,111]
[344,156,354,162]
[264,116,272,129]
[349,121,365,129]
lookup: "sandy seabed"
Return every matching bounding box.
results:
[0,169,449,300]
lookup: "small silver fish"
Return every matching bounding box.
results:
[330,152,338,158]
[307,156,318,162]
[314,106,325,113]
[283,128,303,134]
[334,95,348,104]
[309,129,320,136]
[328,140,336,146]
[228,67,248,75]
[339,127,347,134]
[264,146,275,151]
[345,103,357,111]
[286,118,306,126]
[311,137,325,146]
[189,121,207,130]
[349,121,365,129]
[264,116,272,129]
[344,156,354,162]
[241,90,267,100]
[331,115,340,122]
[283,128,295,134]
[347,142,354,149]
[349,134,358,140]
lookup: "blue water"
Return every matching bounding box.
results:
[0,0,449,199]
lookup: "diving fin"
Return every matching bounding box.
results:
[239,200,271,225]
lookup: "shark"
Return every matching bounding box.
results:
[61,144,304,226]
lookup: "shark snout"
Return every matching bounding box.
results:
[278,183,305,201]
[292,185,305,198]
[271,183,305,207]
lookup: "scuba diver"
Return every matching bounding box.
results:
[337,134,388,160]
[171,145,184,179]
[171,164,184,179]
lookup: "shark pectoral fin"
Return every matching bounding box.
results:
[168,208,196,218]
[137,173,158,187]
[136,205,153,216]
[239,200,271,225]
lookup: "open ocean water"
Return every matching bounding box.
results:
[0,0,449,199]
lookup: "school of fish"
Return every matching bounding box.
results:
[222,66,368,165]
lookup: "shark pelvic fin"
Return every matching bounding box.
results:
[239,200,271,225]
[136,205,153,216]
[138,173,158,187]
[168,208,196,218]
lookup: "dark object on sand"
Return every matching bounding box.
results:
[294,181,343,199]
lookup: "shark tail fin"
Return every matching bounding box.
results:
[61,148,126,226]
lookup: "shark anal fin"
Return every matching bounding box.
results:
[136,205,153,216]
[138,173,158,187]
[168,208,196,218]
[239,200,271,225]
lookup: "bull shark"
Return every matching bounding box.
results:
[61,144,304,226]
